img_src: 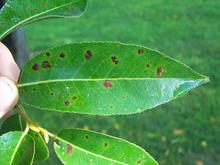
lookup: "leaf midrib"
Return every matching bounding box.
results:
[17,77,202,87]
[10,132,26,165]
[0,0,81,40]
[55,137,128,165]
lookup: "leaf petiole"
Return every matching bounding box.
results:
[15,104,56,143]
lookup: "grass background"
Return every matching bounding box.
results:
[13,0,220,164]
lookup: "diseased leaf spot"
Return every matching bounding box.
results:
[30,6,33,8]
[32,63,39,71]
[147,64,150,68]
[46,52,50,57]
[64,100,70,106]
[69,7,76,11]
[85,50,92,60]
[138,49,145,54]
[42,2,47,6]
[72,96,77,100]
[122,96,125,99]
[110,106,113,109]
[157,66,164,77]
[65,11,70,14]
[1,23,4,25]
[111,56,119,65]
[51,93,54,96]
[137,160,141,164]
[33,88,36,91]
[79,102,82,106]
[86,136,89,139]
[35,133,39,137]
[67,144,72,156]
[104,143,108,147]
[103,80,113,88]
[42,61,51,69]
[59,53,65,58]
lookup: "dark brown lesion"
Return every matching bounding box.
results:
[59,53,65,58]
[103,80,113,88]
[32,63,40,71]
[157,66,164,77]
[64,100,70,106]
[111,56,119,65]
[69,7,76,11]
[42,61,51,69]
[138,49,145,54]
[67,144,72,156]
[85,50,92,60]
[46,52,50,57]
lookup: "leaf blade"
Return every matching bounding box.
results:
[0,131,34,165]
[54,128,158,165]
[0,114,49,162]
[18,42,210,115]
[0,0,89,40]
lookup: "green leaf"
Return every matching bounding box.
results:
[28,129,49,162]
[0,114,25,136]
[0,114,49,162]
[54,128,158,165]
[0,131,34,165]
[0,0,89,40]
[18,42,209,115]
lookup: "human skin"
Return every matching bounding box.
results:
[0,42,20,118]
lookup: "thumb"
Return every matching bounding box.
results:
[0,76,19,118]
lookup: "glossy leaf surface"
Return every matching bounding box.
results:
[0,114,49,162]
[0,0,89,40]
[18,42,209,115]
[0,131,34,165]
[0,114,25,136]
[54,128,158,165]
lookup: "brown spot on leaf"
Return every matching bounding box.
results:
[148,61,152,64]
[137,160,141,164]
[30,6,33,8]
[122,96,125,99]
[35,133,39,137]
[46,52,50,57]
[69,7,76,11]
[51,93,54,95]
[72,96,76,100]
[59,53,65,58]
[86,136,89,139]
[85,50,92,60]
[138,49,144,54]
[33,88,36,91]
[111,56,119,65]
[104,143,108,147]
[42,2,47,6]
[1,23,4,25]
[147,64,150,68]
[157,66,164,77]
[103,80,113,88]
[65,11,70,14]
[110,106,113,109]
[42,61,51,69]
[32,63,40,71]
[24,10,26,12]
[64,100,70,106]
[67,144,72,156]
[79,102,82,106]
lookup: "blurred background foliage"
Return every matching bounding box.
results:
[12,0,220,164]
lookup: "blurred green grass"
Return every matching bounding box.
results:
[20,0,220,164]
